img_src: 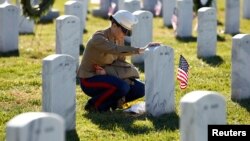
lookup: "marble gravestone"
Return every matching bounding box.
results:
[42,54,76,131]
[56,15,80,68]
[180,91,226,141]
[6,112,65,141]
[243,0,250,19]
[17,1,34,34]
[144,46,175,117]
[176,0,193,38]
[123,0,141,13]
[231,34,250,100]
[76,0,89,31]
[0,0,8,4]
[197,7,217,58]
[225,0,240,34]
[117,0,125,10]
[162,0,176,27]
[65,0,84,46]
[19,16,35,34]
[92,0,111,18]
[0,2,19,53]
[131,10,153,64]
[142,0,158,14]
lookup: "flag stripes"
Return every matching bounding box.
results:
[177,55,189,89]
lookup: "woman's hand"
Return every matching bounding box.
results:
[94,65,106,75]
[147,42,161,47]
[138,42,161,54]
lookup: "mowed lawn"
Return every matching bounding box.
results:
[0,0,250,141]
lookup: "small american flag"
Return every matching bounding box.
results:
[171,7,178,32]
[108,2,117,16]
[177,55,189,89]
[154,0,162,16]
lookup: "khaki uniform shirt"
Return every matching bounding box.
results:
[77,28,139,79]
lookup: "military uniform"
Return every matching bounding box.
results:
[77,28,145,112]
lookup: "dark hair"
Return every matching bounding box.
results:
[109,16,132,36]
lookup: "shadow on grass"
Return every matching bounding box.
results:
[217,34,226,42]
[147,112,179,131]
[0,50,19,57]
[66,129,80,141]
[232,98,250,112]
[176,36,197,42]
[19,32,35,36]
[133,62,145,73]
[217,20,223,26]
[224,31,241,37]
[80,44,85,55]
[199,55,224,67]
[84,111,179,135]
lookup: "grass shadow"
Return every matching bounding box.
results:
[217,34,226,42]
[80,44,85,55]
[66,129,80,141]
[225,31,241,37]
[176,36,197,43]
[19,32,35,36]
[199,55,224,67]
[84,111,179,135]
[166,25,173,29]
[37,19,54,24]
[232,98,250,112]
[217,20,223,26]
[0,50,19,57]
[147,112,179,131]
[133,62,144,73]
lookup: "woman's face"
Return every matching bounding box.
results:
[112,23,126,39]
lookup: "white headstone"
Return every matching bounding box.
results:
[180,91,226,141]
[42,54,77,131]
[65,0,84,45]
[76,0,88,31]
[6,112,65,141]
[197,7,217,58]
[123,0,141,13]
[225,0,240,34]
[0,2,19,53]
[243,0,250,19]
[131,10,153,64]
[92,0,111,18]
[19,16,35,34]
[162,0,176,27]
[144,46,175,117]
[143,0,158,14]
[0,0,8,4]
[117,0,125,10]
[16,2,35,34]
[176,0,193,38]
[56,15,80,68]
[232,34,250,100]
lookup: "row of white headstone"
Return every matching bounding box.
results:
[0,0,248,58]
[6,38,250,140]
[0,0,88,54]
[92,0,250,28]
[5,90,226,141]
[168,0,249,37]
[92,0,158,18]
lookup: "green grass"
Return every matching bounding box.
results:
[1,0,250,141]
